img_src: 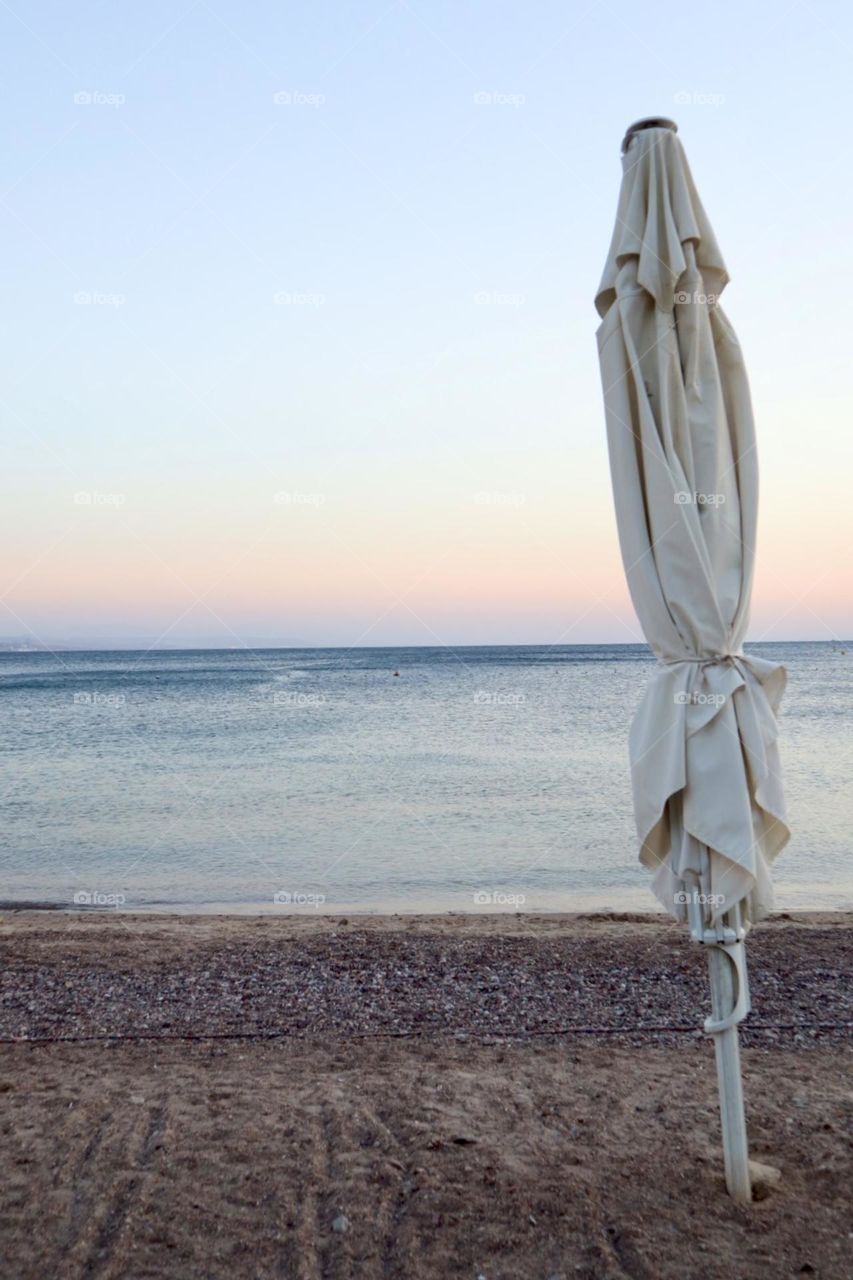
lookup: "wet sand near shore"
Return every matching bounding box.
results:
[1,911,850,1278]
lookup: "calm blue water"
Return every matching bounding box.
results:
[1,643,850,913]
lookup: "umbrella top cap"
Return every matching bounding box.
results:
[596,115,728,317]
[621,117,678,154]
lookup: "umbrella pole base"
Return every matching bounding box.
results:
[703,908,752,1203]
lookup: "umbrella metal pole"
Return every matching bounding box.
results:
[703,903,752,1203]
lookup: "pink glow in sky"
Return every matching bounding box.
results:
[3,2,852,647]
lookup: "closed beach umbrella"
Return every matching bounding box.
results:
[595,118,789,1201]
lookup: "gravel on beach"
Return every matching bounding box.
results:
[0,910,849,1047]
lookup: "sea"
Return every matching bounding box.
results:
[1,642,850,914]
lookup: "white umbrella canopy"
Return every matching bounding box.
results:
[595,120,789,926]
[595,119,790,1201]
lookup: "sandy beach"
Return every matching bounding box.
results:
[1,910,850,1278]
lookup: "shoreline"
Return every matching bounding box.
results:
[3,880,850,917]
[2,905,850,927]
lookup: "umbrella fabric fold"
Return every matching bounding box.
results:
[596,125,789,925]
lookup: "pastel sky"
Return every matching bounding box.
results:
[3,0,851,647]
